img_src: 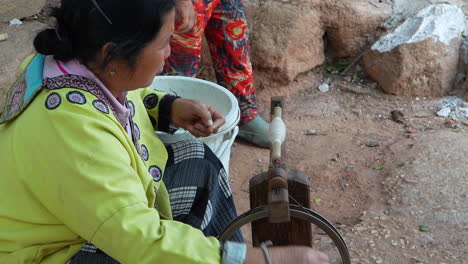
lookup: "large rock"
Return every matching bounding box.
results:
[321,0,392,58]
[384,0,467,30]
[363,4,465,96]
[0,0,46,22]
[243,1,325,84]
[455,38,468,91]
[383,0,467,93]
[0,22,47,108]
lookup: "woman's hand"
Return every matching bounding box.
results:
[245,246,329,264]
[171,98,225,137]
[175,0,196,33]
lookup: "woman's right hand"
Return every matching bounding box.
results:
[171,98,225,137]
[245,246,329,264]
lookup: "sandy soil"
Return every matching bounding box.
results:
[228,69,467,263]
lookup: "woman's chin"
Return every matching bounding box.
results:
[139,69,163,88]
[156,66,164,75]
[142,79,154,88]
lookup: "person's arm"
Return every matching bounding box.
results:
[244,246,329,264]
[21,96,221,264]
[136,87,225,136]
[136,87,179,133]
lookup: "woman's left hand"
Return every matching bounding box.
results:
[174,0,196,33]
[171,98,225,137]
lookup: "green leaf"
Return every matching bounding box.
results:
[352,73,359,81]
[326,61,350,73]
[373,165,383,170]
[419,225,429,232]
[314,198,321,203]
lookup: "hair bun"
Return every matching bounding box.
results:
[33,28,74,61]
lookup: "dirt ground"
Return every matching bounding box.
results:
[228,69,467,264]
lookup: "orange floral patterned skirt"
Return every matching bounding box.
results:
[164,0,258,124]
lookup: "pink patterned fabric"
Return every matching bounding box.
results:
[43,56,132,137]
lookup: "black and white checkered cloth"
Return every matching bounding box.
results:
[164,140,242,242]
[70,140,242,264]
[170,140,205,164]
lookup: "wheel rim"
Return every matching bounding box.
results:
[219,205,351,264]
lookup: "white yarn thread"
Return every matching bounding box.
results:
[269,107,286,144]
[269,107,286,160]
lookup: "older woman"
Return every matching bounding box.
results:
[0,0,328,263]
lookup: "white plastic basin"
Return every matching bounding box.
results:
[152,76,240,173]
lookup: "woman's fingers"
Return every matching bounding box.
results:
[212,118,224,133]
[172,99,226,136]
[189,125,210,137]
[175,1,195,33]
[194,123,205,131]
[192,103,215,128]
[204,104,225,130]
[190,120,213,137]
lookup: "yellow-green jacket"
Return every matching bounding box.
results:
[0,54,221,263]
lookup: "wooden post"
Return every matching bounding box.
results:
[249,97,312,246]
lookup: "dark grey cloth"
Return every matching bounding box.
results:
[69,140,242,264]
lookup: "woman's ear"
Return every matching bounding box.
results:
[97,42,117,72]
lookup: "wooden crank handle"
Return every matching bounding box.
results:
[266,167,289,223]
[267,168,288,190]
[268,176,288,190]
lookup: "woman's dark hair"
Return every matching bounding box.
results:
[34,0,175,70]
